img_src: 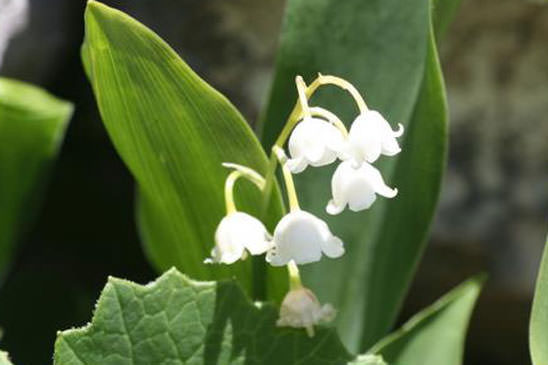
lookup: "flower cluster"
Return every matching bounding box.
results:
[205,74,403,336]
[287,76,401,215]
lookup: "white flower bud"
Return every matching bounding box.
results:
[266,210,344,266]
[326,160,398,215]
[205,212,271,264]
[276,287,336,337]
[345,110,404,165]
[287,117,346,173]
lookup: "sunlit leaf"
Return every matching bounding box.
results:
[0,78,72,280]
[368,276,484,365]
[81,1,287,301]
[54,268,352,365]
[530,234,548,365]
[259,0,449,351]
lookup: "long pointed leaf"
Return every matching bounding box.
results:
[0,78,72,280]
[431,0,463,41]
[530,234,548,365]
[82,1,287,301]
[368,276,483,365]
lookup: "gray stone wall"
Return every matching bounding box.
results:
[436,0,548,293]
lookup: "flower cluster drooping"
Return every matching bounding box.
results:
[205,74,403,336]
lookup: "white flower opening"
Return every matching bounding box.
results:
[276,286,336,337]
[287,116,346,173]
[326,160,398,215]
[205,212,271,264]
[345,110,404,165]
[205,163,270,264]
[266,210,344,266]
[285,76,347,174]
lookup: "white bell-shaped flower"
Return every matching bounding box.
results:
[277,287,336,337]
[287,117,345,173]
[345,110,404,165]
[205,212,271,264]
[327,160,398,215]
[266,210,344,266]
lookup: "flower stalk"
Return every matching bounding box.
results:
[262,74,360,217]
[309,106,348,138]
[287,260,303,290]
[224,170,241,214]
[273,73,367,149]
[272,146,300,211]
[316,73,368,113]
[223,162,265,214]
[296,75,312,118]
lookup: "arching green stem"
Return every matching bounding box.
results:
[317,73,368,113]
[273,73,367,149]
[309,106,349,137]
[296,75,311,118]
[223,163,266,214]
[272,146,300,212]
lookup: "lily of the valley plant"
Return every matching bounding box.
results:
[206,74,403,336]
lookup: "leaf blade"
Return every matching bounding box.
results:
[431,0,463,41]
[82,1,287,300]
[54,268,352,365]
[368,276,483,365]
[0,78,72,279]
[530,234,548,365]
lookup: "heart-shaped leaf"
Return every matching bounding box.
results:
[530,234,548,365]
[259,0,450,351]
[82,1,287,301]
[53,269,483,364]
[0,78,72,280]
[54,268,352,365]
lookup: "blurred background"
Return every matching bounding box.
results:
[0,0,546,363]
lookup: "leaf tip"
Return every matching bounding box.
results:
[84,0,114,22]
[86,0,102,9]
[469,272,488,289]
[85,0,101,13]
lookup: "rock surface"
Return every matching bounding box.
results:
[435,0,548,292]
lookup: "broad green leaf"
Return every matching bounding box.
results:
[368,276,484,365]
[259,0,448,351]
[82,1,286,301]
[530,234,548,365]
[0,351,13,365]
[0,78,72,280]
[54,268,352,365]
